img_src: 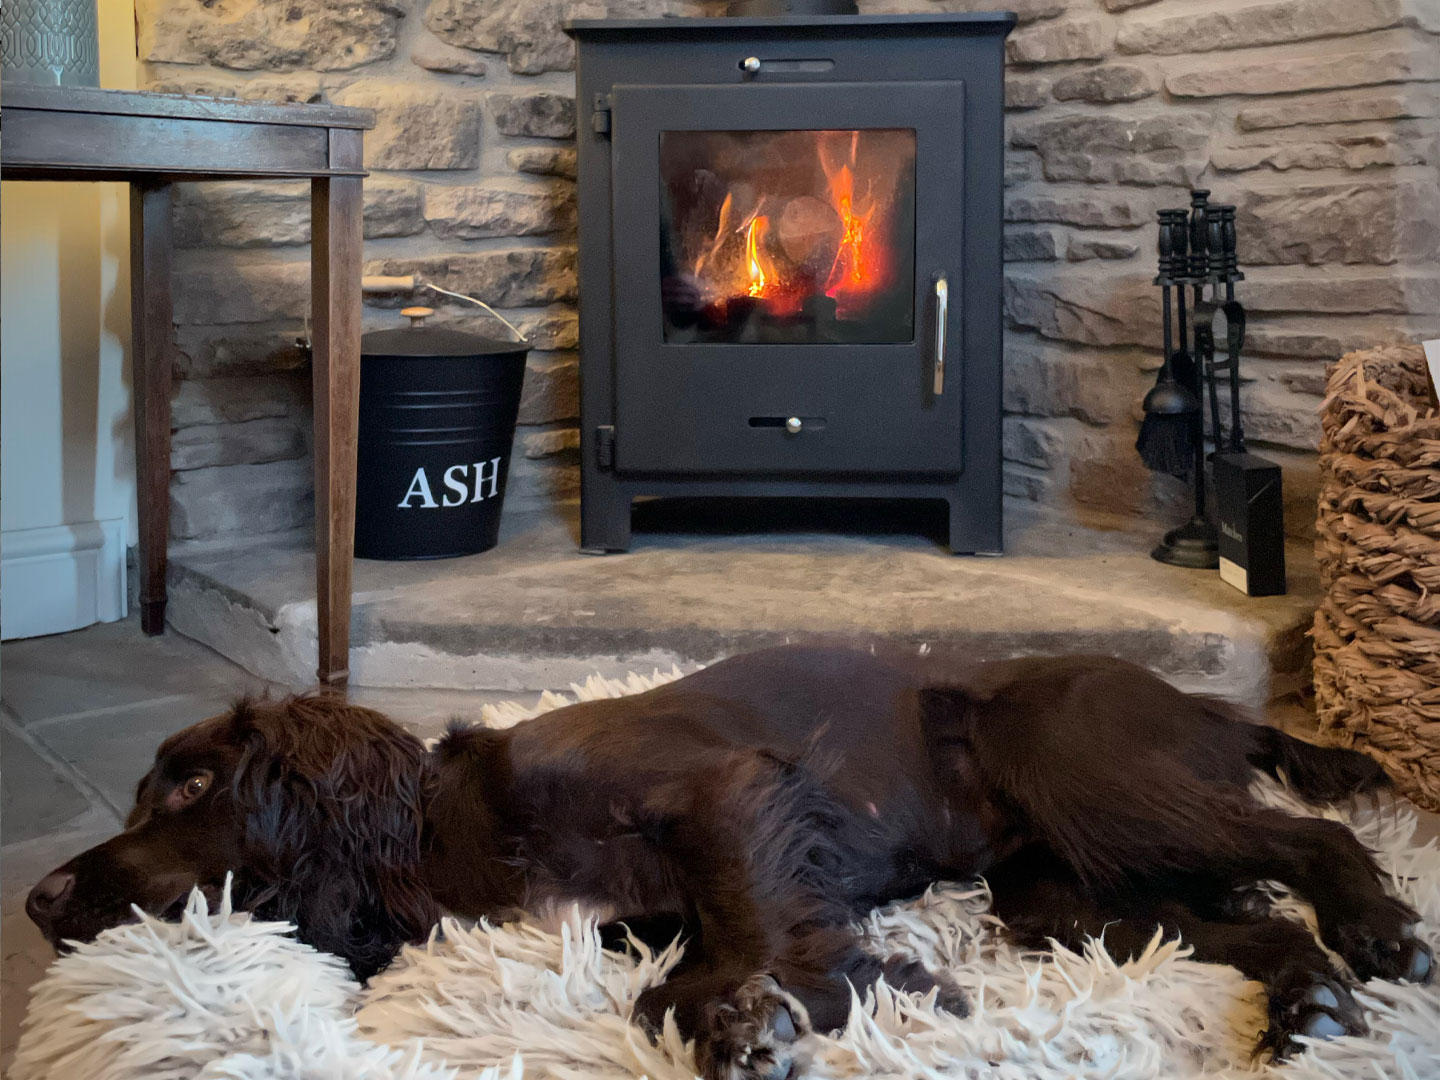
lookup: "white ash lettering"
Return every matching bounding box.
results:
[397,457,504,509]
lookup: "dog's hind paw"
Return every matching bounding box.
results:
[696,974,810,1080]
[881,954,971,1017]
[1262,975,1367,1060]
[1343,927,1433,984]
[1327,902,1433,985]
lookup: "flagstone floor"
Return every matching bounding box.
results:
[3,616,1435,1072]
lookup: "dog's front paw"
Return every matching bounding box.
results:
[1327,901,1432,984]
[1262,973,1367,1060]
[696,974,809,1080]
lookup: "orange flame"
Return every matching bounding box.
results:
[694,191,736,277]
[688,131,898,319]
[745,215,770,298]
[824,163,878,301]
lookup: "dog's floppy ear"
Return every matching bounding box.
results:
[231,695,437,980]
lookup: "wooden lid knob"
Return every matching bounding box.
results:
[401,306,434,327]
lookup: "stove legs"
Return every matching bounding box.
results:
[581,489,633,554]
[577,488,998,556]
[948,497,1002,556]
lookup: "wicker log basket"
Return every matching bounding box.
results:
[1314,343,1440,812]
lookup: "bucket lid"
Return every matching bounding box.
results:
[361,307,529,358]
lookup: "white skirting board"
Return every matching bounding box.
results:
[1,518,128,640]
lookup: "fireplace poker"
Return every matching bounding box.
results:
[1209,206,1246,452]
[1187,191,1224,453]
[1202,204,1286,595]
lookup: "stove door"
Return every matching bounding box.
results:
[610,80,966,477]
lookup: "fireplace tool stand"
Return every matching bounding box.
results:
[1147,201,1217,569]
[1139,192,1251,568]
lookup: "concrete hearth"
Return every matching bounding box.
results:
[165,499,1317,707]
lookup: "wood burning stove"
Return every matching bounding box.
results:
[565,10,1015,553]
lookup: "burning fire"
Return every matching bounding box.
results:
[695,191,737,278]
[745,216,770,297]
[824,164,873,297]
[683,131,894,321]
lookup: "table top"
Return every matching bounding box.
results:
[1,83,374,129]
[0,84,374,182]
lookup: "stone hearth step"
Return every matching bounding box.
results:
[166,500,1317,707]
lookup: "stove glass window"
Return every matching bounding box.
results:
[659,129,917,345]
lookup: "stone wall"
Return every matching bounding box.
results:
[993,0,1440,529]
[139,0,1440,542]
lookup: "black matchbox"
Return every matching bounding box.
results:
[1213,451,1286,597]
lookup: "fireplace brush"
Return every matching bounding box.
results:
[1135,209,1200,479]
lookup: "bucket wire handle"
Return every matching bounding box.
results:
[418,281,529,344]
[356,273,530,345]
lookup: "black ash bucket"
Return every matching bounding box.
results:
[355,307,529,560]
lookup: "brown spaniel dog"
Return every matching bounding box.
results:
[27,646,1432,1080]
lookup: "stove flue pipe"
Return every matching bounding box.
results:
[726,0,858,15]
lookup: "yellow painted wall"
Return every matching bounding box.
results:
[1,0,141,637]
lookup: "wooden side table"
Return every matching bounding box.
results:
[0,85,376,687]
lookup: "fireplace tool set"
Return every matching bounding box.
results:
[1136,191,1285,595]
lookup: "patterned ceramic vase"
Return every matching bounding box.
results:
[1,0,100,87]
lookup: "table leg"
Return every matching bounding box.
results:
[310,170,363,688]
[129,182,174,636]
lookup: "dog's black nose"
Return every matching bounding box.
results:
[26,871,76,930]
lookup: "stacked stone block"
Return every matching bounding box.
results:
[136,0,1440,540]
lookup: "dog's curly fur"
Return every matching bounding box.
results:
[27,646,1434,1077]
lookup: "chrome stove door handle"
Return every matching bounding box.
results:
[933,274,948,396]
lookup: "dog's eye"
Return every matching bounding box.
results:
[178,772,212,803]
[163,771,213,812]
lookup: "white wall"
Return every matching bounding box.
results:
[1,0,139,640]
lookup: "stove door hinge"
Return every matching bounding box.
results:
[590,93,612,137]
[595,425,617,470]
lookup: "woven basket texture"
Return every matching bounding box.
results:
[1314,343,1440,812]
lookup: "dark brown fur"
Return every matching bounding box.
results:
[27,647,1432,1078]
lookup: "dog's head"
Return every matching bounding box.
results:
[26,695,438,979]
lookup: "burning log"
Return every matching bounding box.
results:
[667,129,906,325]
[775,195,843,279]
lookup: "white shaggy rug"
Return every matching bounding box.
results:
[13,670,1440,1080]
